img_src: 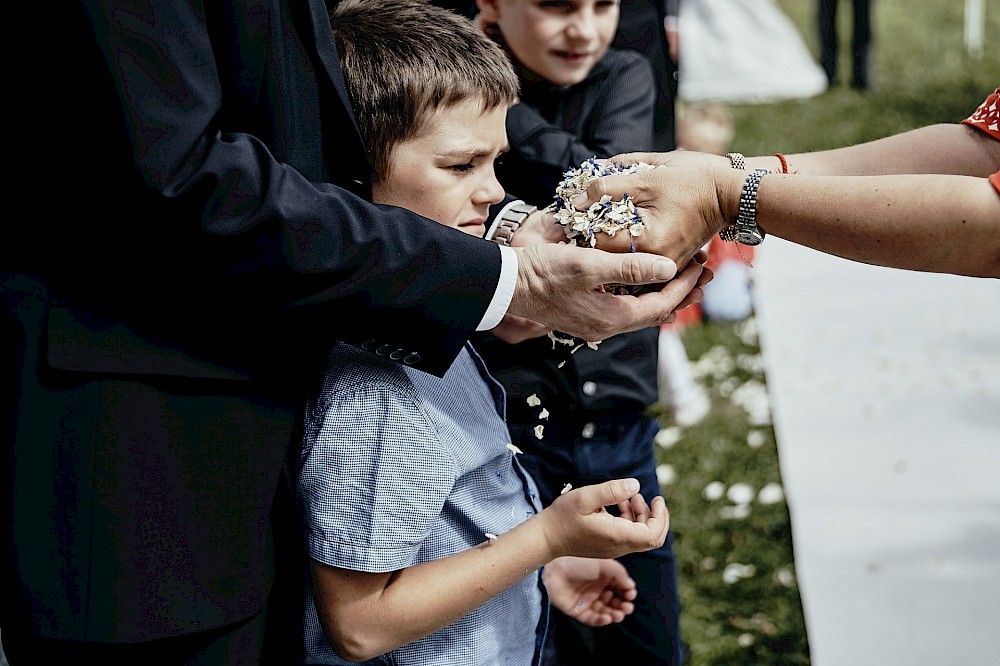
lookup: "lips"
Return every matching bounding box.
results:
[552,50,592,62]
[459,220,486,233]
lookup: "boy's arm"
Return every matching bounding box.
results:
[312,479,668,662]
[505,51,656,169]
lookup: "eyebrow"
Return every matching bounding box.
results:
[440,144,510,159]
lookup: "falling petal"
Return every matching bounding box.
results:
[526,394,542,407]
[484,533,497,542]
[539,408,550,420]
[561,483,573,495]
[506,443,523,455]
[534,425,545,440]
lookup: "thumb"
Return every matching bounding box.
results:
[580,478,641,511]
[590,249,677,284]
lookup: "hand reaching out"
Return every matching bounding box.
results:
[544,556,638,627]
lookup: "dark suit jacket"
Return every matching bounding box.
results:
[615,0,679,151]
[3,0,501,644]
[499,47,657,208]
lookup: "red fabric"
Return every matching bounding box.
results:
[963,87,1000,195]
[962,87,1000,141]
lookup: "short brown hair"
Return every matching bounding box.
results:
[330,0,520,181]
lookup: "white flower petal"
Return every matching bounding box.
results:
[727,482,755,505]
[757,482,785,504]
[702,481,726,501]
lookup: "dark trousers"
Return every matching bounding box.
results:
[818,0,872,88]
[517,415,684,666]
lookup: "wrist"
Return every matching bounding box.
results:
[528,507,564,562]
[744,155,783,173]
[487,202,538,246]
[715,168,745,228]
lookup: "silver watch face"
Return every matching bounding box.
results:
[736,228,765,246]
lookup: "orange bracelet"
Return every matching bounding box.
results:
[774,153,790,174]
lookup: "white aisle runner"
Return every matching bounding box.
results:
[752,238,1000,666]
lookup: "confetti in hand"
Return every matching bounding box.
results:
[549,158,660,296]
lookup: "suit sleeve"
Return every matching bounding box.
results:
[38,0,502,376]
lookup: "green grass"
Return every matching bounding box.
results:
[654,2,997,664]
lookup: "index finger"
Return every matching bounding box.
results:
[570,170,658,213]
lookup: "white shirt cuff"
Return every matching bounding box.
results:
[477,245,517,331]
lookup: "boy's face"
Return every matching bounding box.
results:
[372,99,508,237]
[479,0,620,87]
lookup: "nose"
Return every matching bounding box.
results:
[565,8,598,43]
[475,167,506,207]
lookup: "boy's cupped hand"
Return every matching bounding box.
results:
[539,478,669,560]
[543,555,638,626]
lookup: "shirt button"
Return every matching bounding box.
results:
[376,345,392,356]
[582,381,597,396]
[403,352,422,365]
[389,349,405,361]
[581,422,596,439]
[361,339,378,351]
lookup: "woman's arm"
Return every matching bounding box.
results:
[723,169,1000,277]
[743,123,1000,178]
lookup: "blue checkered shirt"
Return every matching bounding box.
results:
[297,342,547,665]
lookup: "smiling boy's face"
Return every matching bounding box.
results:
[372,99,509,237]
[479,0,620,87]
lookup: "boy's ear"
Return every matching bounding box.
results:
[475,0,501,24]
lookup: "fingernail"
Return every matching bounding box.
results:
[625,478,639,493]
[653,259,676,280]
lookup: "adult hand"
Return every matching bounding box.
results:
[566,163,730,268]
[509,243,708,342]
[537,478,669,560]
[544,556,638,627]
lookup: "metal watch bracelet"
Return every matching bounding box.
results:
[491,202,537,246]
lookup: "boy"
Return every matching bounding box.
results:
[471,1,685,664]
[295,2,670,665]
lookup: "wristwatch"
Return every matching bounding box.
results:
[720,168,769,246]
[491,202,538,246]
